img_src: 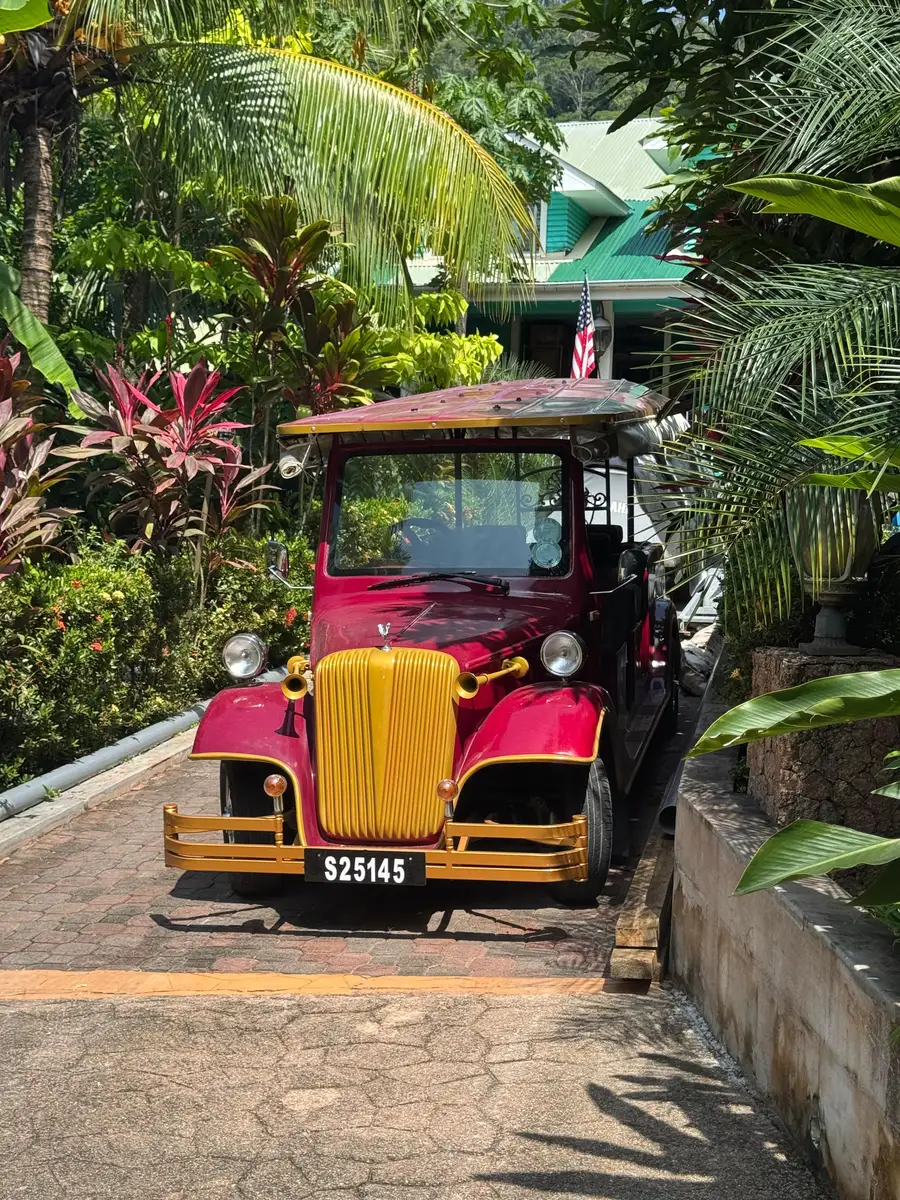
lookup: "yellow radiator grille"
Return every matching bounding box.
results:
[315,647,459,842]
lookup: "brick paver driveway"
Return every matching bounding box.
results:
[0,702,698,980]
[0,697,828,1199]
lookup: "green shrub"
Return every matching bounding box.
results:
[0,533,313,790]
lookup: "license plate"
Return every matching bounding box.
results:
[304,849,426,886]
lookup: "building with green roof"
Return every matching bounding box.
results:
[413,118,695,381]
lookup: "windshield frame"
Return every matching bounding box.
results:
[326,441,573,580]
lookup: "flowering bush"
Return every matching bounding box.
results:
[0,532,313,789]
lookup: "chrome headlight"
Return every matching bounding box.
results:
[222,633,267,680]
[540,631,584,679]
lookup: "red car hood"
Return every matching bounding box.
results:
[310,589,567,670]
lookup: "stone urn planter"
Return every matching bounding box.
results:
[786,484,879,654]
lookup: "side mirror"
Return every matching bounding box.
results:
[266,540,313,592]
[267,540,290,584]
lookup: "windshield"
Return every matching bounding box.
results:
[331,449,568,576]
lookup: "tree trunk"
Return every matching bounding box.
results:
[20,125,54,323]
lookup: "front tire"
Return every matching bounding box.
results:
[220,762,289,899]
[551,757,614,906]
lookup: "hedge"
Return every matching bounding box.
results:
[0,532,313,790]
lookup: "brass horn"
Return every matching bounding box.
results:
[455,656,528,699]
[281,655,310,701]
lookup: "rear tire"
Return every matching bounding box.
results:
[550,757,614,906]
[220,762,289,899]
[658,633,681,739]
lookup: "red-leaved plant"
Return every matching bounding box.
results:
[59,361,271,554]
[0,352,72,578]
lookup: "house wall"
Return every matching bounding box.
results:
[545,195,591,253]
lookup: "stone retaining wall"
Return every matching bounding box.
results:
[749,648,900,835]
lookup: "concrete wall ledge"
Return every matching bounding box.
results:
[673,694,900,1200]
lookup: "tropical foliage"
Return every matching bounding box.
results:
[0,532,313,790]
[690,666,900,909]
[0,350,73,578]
[560,0,900,268]
[627,0,900,636]
[0,0,539,328]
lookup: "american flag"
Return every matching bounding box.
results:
[571,276,596,379]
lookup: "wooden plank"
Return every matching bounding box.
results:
[609,948,657,981]
[611,825,675,981]
[616,827,674,949]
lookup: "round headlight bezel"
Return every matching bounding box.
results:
[222,632,268,681]
[540,631,585,679]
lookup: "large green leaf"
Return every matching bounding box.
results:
[800,436,900,467]
[805,471,900,493]
[0,0,50,34]
[730,174,900,248]
[689,669,900,757]
[735,819,900,895]
[0,259,76,394]
[852,860,900,907]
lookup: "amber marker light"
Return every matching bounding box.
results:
[264,772,288,815]
[436,778,458,802]
[437,777,458,817]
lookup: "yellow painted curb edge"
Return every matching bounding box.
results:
[0,969,646,1000]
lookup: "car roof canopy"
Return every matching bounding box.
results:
[277,378,669,438]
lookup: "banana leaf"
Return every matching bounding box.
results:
[735,819,900,895]
[689,669,900,756]
[0,258,76,394]
[730,174,900,249]
[851,861,900,908]
[0,0,50,34]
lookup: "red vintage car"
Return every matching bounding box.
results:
[163,378,680,902]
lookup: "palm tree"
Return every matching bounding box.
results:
[0,0,534,322]
[662,0,900,630]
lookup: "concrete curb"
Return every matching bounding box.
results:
[0,729,195,862]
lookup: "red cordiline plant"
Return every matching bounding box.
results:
[0,351,72,578]
[60,361,267,554]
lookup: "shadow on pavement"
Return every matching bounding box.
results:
[479,1051,820,1197]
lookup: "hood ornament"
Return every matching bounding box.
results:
[377,622,392,651]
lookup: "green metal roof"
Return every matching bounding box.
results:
[557,119,669,202]
[548,202,690,284]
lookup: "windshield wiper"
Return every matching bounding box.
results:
[368,571,510,595]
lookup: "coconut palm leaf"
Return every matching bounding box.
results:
[127,42,533,316]
[740,0,900,179]
[78,0,413,50]
[662,261,900,628]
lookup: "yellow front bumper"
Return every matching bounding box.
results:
[163,806,588,884]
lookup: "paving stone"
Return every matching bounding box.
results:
[0,730,685,978]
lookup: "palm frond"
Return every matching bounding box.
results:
[737,0,900,177]
[127,44,533,319]
[668,264,900,429]
[663,259,900,629]
[79,0,433,62]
